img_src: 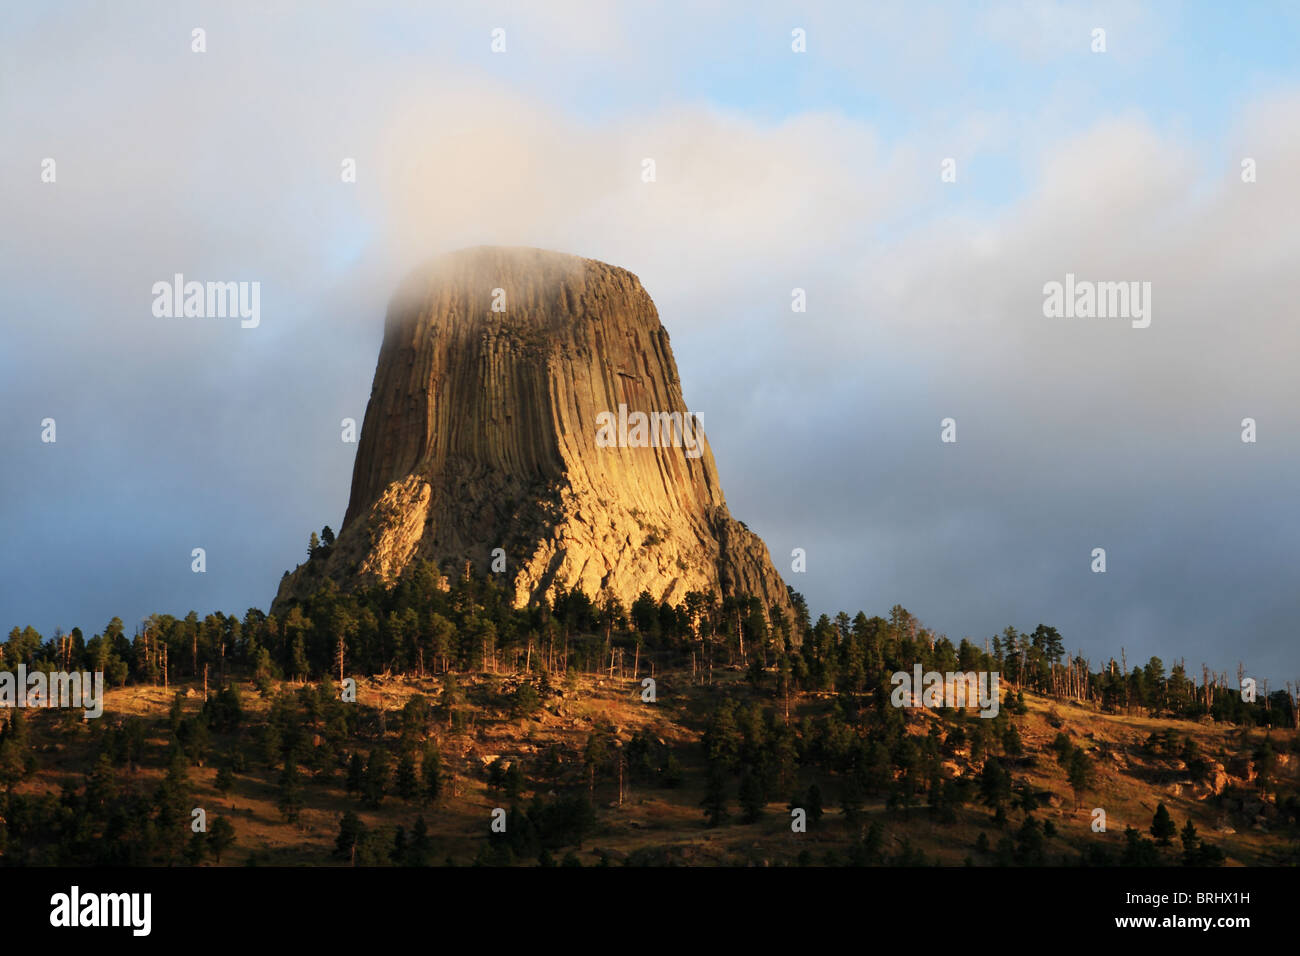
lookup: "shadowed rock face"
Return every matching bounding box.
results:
[273,246,791,618]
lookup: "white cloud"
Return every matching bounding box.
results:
[3,3,1298,676]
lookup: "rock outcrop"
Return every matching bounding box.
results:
[273,246,790,620]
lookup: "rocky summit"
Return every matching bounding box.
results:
[273,246,791,619]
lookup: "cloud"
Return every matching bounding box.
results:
[1,3,1297,680]
[981,0,1160,62]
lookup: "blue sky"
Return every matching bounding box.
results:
[3,1,1300,682]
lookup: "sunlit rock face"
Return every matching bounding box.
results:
[274,246,790,619]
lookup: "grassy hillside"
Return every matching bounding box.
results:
[3,668,1297,866]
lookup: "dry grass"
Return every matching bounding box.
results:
[8,672,1297,866]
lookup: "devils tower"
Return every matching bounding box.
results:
[274,246,791,619]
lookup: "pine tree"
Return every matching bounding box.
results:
[1067,748,1094,809]
[701,764,729,827]
[979,757,1011,810]
[504,761,524,800]
[395,753,420,801]
[278,760,303,824]
[1002,723,1023,757]
[1253,740,1276,795]
[409,816,434,866]
[346,751,365,796]
[1179,818,1199,865]
[185,829,208,866]
[169,692,185,734]
[1150,802,1176,846]
[1195,840,1226,867]
[85,753,118,812]
[335,811,365,862]
[804,782,824,827]
[215,764,234,796]
[1122,825,1159,866]
[422,742,443,803]
[209,817,236,863]
[152,748,192,863]
[362,748,391,808]
[1015,815,1045,865]
[390,826,408,866]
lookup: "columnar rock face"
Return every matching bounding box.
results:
[273,246,790,619]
